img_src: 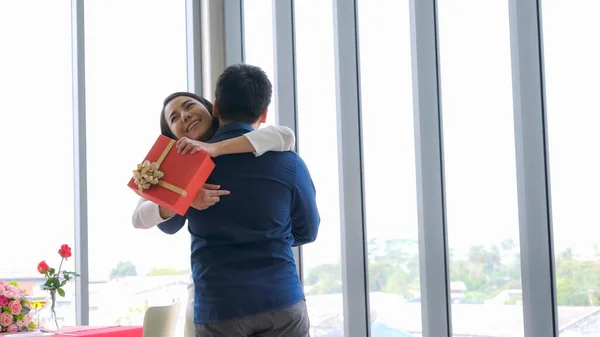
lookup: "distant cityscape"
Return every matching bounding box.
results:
[4,258,600,337]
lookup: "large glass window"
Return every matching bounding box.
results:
[356,1,422,336]
[243,0,276,126]
[0,0,76,325]
[437,2,522,336]
[294,1,344,336]
[542,2,600,335]
[84,1,189,334]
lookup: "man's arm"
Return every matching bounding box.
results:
[133,183,229,233]
[291,156,320,246]
[157,213,186,234]
[155,205,186,234]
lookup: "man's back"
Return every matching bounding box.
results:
[162,63,319,336]
[187,122,319,324]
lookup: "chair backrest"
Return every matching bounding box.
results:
[142,301,181,337]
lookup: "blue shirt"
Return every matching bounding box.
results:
[157,122,320,324]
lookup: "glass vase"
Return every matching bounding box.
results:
[40,290,64,331]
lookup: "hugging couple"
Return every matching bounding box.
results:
[132,64,320,337]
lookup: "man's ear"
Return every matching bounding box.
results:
[259,108,268,123]
[212,100,220,118]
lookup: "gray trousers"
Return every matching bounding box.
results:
[195,300,310,337]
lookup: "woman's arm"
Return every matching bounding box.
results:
[181,125,296,157]
[244,125,295,156]
[132,198,175,229]
[132,184,229,229]
[132,197,185,234]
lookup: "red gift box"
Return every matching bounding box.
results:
[128,135,215,215]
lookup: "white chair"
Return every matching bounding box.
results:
[142,301,181,337]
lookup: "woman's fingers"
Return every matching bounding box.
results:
[181,142,196,155]
[177,137,198,154]
[176,138,215,155]
[189,142,210,155]
[176,138,188,153]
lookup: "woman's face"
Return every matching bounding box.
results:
[163,96,213,141]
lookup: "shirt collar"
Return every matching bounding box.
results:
[212,122,254,139]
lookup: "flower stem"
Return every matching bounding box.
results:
[50,290,58,330]
[57,257,64,277]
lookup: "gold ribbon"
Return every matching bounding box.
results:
[132,140,187,197]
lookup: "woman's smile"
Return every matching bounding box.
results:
[186,119,202,132]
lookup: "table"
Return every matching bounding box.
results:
[53,327,143,337]
[54,326,143,337]
[0,326,143,337]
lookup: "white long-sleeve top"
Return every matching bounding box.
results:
[132,125,295,230]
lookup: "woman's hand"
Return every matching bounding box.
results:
[176,137,220,157]
[190,184,230,210]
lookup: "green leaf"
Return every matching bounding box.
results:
[49,268,56,276]
[15,314,25,320]
[61,280,67,287]
[8,281,18,287]
[44,278,60,290]
[57,288,65,297]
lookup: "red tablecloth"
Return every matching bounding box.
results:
[53,326,142,337]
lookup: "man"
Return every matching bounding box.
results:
[157,64,320,337]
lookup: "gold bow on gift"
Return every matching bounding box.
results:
[132,139,187,197]
[133,161,165,191]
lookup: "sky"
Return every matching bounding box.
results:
[1,0,599,332]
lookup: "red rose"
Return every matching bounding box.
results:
[58,244,72,259]
[37,261,50,274]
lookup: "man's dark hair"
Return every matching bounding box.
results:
[214,64,272,124]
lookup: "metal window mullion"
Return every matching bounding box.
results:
[332,1,370,336]
[408,0,452,336]
[71,0,89,326]
[508,0,558,336]
[186,0,203,95]
[200,0,222,99]
[199,0,244,99]
[272,0,302,280]
[223,0,244,66]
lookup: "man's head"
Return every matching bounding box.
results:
[213,64,272,127]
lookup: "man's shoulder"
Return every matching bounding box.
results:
[213,150,301,170]
[249,150,298,168]
[260,149,299,159]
